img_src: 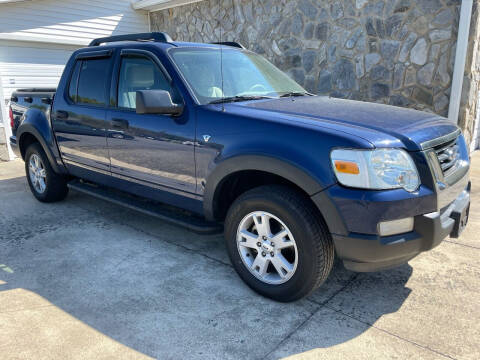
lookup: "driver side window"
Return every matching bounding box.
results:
[117,55,178,110]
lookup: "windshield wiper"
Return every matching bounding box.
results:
[279,92,313,98]
[209,95,274,104]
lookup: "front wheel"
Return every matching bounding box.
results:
[224,185,334,302]
[25,143,68,202]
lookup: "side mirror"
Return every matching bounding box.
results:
[136,90,183,116]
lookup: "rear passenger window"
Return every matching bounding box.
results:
[75,58,110,106]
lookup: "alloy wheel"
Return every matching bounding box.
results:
[236,211,298,285]
[28,154,47,194]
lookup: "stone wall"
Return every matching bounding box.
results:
[151,0,461,118]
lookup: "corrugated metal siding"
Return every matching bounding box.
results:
[0,0,149,45]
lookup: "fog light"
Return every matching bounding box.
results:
[378,218,414,236]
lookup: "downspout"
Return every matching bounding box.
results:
[0,73,15,160]
[448,0,474,124]
[148,10,152,32]
[129,2,151,32]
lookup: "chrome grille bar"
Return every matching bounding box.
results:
[434,140,460,176]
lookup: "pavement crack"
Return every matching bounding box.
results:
[75,202,233,268]
[111,253,134,269]
[324,305,457,360]
[124,222,233,267]
[309,273,360,307]
[260,306,322,360]
[260,273,359,360]
[444,239,480,250]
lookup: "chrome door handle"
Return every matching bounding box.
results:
[56,110,69,120]
[111,118,129,129]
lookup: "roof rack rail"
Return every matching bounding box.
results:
[211,41,245,49]
[89,32,173,47]
[15,88,57,93]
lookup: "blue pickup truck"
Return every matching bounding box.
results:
[9,32,470,302]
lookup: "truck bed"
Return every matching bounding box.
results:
[10,88,56,135]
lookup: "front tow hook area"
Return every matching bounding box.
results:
[450,202,470,238]
[448,186,470,238]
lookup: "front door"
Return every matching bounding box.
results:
[106,50,196,194]
[52,53,112,173]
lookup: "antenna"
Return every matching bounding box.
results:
[219,6,225,112]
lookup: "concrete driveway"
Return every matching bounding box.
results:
[1,154,479,360]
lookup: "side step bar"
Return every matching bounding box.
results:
[67,180,223,234]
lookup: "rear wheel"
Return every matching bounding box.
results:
[25,143,68,202]
[224,185,334,302]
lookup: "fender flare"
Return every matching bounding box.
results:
[203,155,325,221]
[17,118,66,175]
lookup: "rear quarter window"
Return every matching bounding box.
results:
[68,61,81,102]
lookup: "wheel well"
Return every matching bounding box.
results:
[212,170,318,221]
[19,133,39,159]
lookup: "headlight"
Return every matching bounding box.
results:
[330,148,420,192]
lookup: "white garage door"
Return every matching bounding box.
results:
[0,40,77,101]
[0,40,79,159]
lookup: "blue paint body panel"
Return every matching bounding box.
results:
[9,39,471,271]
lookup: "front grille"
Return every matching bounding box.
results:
[434,137,460,177]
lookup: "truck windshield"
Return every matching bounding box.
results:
[170,47,307,105]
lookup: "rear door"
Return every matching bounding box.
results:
[52,50,113,173]
[106,48,196,194]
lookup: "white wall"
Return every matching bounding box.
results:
[0,0,149,102]
[0,0,149,46]
[0,41,79,160]
[0,0,149,160]
[0,40,76,100]
[0,71,14,160]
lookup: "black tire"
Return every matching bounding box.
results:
[224,185,334,302]
[25,142,69,202]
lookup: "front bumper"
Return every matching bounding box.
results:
[331,184,470,272]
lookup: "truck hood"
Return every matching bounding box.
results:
[239,96,459,151]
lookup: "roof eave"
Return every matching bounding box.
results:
[0,0,30,3]
[131,0,204,12]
